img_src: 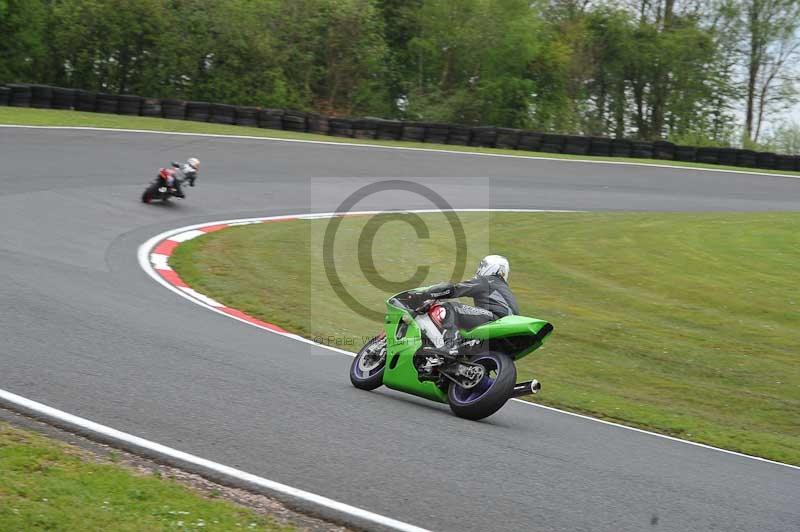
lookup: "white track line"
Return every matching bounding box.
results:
[0,388,430,532]
[139,211,800,472]
[2,124,799,180]
[0,125,793,529]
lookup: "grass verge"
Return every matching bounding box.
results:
[0,421,293,531]
[2,107,799,177]
[170,211,800,465]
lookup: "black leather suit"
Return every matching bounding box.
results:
[421,275,519,338]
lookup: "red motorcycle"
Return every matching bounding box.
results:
[141,165,185,203]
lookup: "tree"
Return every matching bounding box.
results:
[766,121,800,154]
[403,0,563,128]
[735,0,800,142]
[0,0,47,84]
[49,0,171,94]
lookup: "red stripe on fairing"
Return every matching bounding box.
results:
[200,224,230,233]
[153,240,179,255]
[220,307,287,333]
[159,269,188,288]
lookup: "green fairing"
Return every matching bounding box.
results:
[460,315,552,360]
[382,301,449,403]
[380,292,553,403]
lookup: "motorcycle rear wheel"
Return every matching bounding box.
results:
[350,335,386,390]
[447,351,516,421]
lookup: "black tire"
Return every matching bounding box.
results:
[141,98,162,117]
[447,352,516,421]
[52,87,76,110]
[95,93,119,114]
[118,95,143,116]
[74,90,97,112]
[186,102,211,122]
[161,99,186,120]
[30,85,53,109]
[349,335,386,391]
[141,183,158,203]
[8,84,32,107]
[210,103,236,124]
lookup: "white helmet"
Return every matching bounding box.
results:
[187,157,200,171]
[476,255,510,281]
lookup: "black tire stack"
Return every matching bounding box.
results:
[401,122,426,142]
[52,87,76,110]
[210,103,236,124]
[631,141,654,158]
[756,152,776,169]
[447,125,472,146]
[95,93,119,114]
[716,148,739,167]
[736,150,757,168]
[562,135,590,155]
[117,95,142,116]
[589,137,612,156]
[518,132,543,152]
[282,110,308,132]
[30,85,53,108]
[3,82,799,173]
[258,109,284,130]
[74,90,96,112]
[186,101,211,122]
[423,123,450,144]
[610,138,632,157]
[307,113,329,134]
[234,106,259,127]
[696,147,720,165]
[141,98,162,118]
[376,119,402,141]
[352,119,378,139]
[540,134,565,153]
[653,141,675,160]
[674,145,697,162]
[775,154,795,171]
[329,118,354,137]
[8,84,32,107]
[470,127,498,148]
[495,128,520,150]
[161,99,186,120]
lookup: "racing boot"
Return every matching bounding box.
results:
[440,327,461,356]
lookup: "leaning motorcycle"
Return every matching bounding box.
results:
[141,166,185,203]
[350,289,553,420]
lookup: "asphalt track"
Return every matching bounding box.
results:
[1,126,799,532]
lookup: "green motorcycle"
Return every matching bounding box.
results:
[350,289,554,420]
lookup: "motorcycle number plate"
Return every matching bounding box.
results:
[158,187,167,192]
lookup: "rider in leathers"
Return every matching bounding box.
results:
[169,157,200,198]
[416,255,518,351]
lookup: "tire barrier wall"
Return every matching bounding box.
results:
[3,83,799,172]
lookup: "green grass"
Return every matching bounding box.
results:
[170,212,800,465]
[2,106,799,177]
[0,422,293,531]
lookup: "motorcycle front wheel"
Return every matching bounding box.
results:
[141,183,158,203]
[349,335,387,391]
[447,351,516,421]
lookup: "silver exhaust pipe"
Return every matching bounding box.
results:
[511,380,541,398]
